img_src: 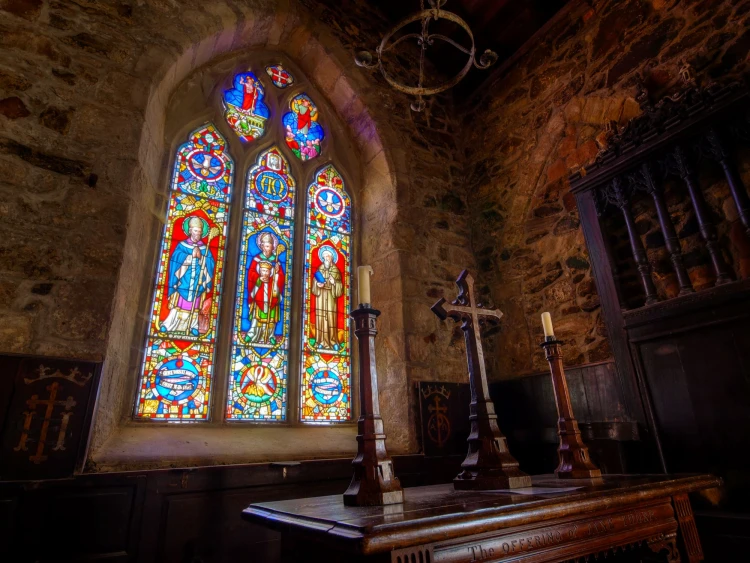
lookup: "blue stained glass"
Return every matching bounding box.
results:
[172,124,233,202]
[246,146,295,220]
[308,164,351,234]
[283,94,324,162]
[223,71,270,143]
[266,64,294,88]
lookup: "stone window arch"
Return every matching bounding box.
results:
[132,54,358,427]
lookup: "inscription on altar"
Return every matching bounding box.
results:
[623,509,656,527]
[439,502,673,562]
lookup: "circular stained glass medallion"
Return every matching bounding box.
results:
[314,187,345,218]
[188,150,225,181]
[255,170,289,202]
[153,357,202,404]
[311,369,343,404]
[240,364,278,404]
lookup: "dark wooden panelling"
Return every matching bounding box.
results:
[490,361,647,476]
[0,455,464,563]
[0,495,18,548]
[2,474,146,563]
[631,300,750,509]
[417,382,470,457]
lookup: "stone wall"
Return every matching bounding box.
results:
[463,0,750,379]
[0,0,472,464]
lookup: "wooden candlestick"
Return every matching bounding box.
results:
[432,271,531,490]
[343,306,404,506]
[541,338,602,479]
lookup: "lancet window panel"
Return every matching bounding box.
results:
[300,165,352,423]
[135,124,233,420]
[227,148,297,421]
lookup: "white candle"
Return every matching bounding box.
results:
[358,265,374,305]
[541,312,554,339]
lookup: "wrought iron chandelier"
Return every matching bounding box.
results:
[354,0,498,111]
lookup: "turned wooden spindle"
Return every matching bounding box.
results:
[540,333,602,480]
[708,127,750,239]
[609,177,659,306]
[343,306,403,506]
[673,145,734,285]
[639,163,694,295]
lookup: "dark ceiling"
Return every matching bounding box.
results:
[376,0,571,99]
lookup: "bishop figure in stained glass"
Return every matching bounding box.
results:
[161,216,218,338]
[243,231,286,345]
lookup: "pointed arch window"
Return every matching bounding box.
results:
[135,64,353,425]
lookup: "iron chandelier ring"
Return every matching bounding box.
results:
[355,8,497,100]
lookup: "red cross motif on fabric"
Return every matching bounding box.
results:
[266,64,294,89]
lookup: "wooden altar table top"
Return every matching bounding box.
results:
[243,473,720,562]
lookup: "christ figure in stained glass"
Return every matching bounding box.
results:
[161,216,216,337]
[243,232,285,345]
[223,71,270,142]
[311,246,343,349]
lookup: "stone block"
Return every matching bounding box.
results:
[0,96,30,119]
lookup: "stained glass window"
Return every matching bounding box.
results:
[227,148,296,421]
[266,64,294,88]
[137,67,353,426]
[223,71,270,142]
[283,94,324,162]
[300,165,352,422]
[136,124,232,420]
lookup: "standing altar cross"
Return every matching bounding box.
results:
[431,270,531,490]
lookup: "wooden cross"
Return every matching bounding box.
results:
[432,270,531,490]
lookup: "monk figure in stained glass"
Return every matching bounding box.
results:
[243,232,285,345]
[161,216,216,337]
[312,246,343,349]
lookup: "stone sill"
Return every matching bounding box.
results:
[88,424,359,472]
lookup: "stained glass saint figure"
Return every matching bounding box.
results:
[283,94,324,161]
[242,232,285,344]
[161,216,217,337]
[223,71,270,142]
[311,245,343,349]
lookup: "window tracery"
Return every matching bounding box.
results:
[135,65,352,425]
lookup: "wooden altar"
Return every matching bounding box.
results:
[243,473,719,562]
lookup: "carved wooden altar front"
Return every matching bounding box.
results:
[243,473,719,562]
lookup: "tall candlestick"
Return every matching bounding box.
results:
[541,312,554,339]
[358,265,373,305]
[541,337,602,480]
[343,306,404,506]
